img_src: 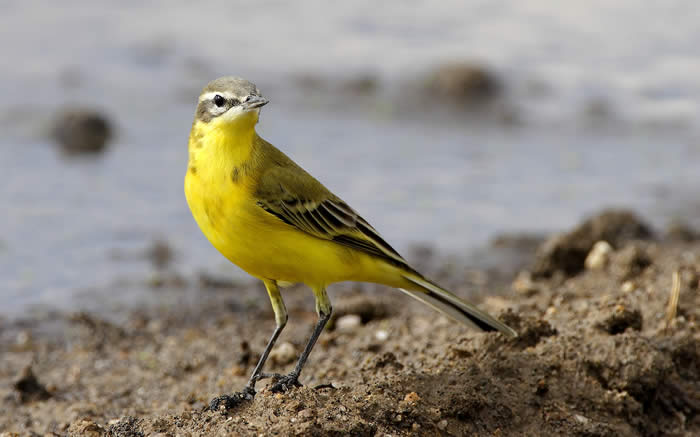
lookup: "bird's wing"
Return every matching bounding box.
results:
[255,165,411,269]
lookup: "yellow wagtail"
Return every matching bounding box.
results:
[184,77,517,410]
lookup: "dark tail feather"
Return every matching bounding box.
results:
[399,273,517,337]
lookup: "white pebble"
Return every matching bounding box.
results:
[270,342,297,365]
[574,414,590,424]
[336,314,362,332]
[585,241,613,270]
[375,330,389,341]
[621,281,635,293]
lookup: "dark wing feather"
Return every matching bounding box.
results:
[255,168,410,269]
[258,196,410,269]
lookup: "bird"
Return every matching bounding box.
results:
[184,76,517,411]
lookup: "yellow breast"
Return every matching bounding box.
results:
[185,121,259,271]
[184,121,376,286]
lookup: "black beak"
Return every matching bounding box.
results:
[243,95,269,110]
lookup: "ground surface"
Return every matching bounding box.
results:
[1,211,699,436]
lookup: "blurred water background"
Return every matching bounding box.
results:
[1,1,699,315]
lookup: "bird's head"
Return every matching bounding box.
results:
[194,77,268,129]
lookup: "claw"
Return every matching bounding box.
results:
[269,373,302,393]
[208,386,255,413]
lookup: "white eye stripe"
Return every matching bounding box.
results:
[199,91,238,103]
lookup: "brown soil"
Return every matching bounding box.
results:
[1,211,699,436]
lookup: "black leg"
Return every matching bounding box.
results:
[246,322,286,387]
[209,280,287,412]
[268,287,332,393]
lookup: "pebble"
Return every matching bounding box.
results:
[67,419,104,437]
[51,107,113,155]
[336,314,362,332]
[585,241,613,270]
[403,392,421,404]
[375,330,389,341]
[621,281,635,293]
[269,342,297,366]
[437,419,448,430]
[574,414,590,424]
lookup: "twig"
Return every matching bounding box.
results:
[665,270,681,333]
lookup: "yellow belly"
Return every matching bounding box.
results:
[184,171,372,286]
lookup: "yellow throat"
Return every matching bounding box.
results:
[187,109,259,180]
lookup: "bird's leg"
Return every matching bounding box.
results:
[269,286,332,393]
[245,280,289,388]
[209,280,287,412]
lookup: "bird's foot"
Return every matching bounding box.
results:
[268,372,302,393]
[208,386,255,413]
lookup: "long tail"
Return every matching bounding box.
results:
[399,273,517,338]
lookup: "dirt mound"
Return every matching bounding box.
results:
[531,209,654,279]
[1,213,698,436]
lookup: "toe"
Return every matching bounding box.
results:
[269,375,301,393]
[208,390,255,413]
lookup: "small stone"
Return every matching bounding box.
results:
[585,241,612,270]
[68,419,105,437]
[621,281,635,293]
[375,330,389,341]
[574,414,590,424]
[269,342,297,366]
[403,392,421,404]
[512,271,539,296]
[336,314,362,332]
[51,107,113,155]
[437,419,448,430]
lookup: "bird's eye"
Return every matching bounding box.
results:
[213,95,225,107]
